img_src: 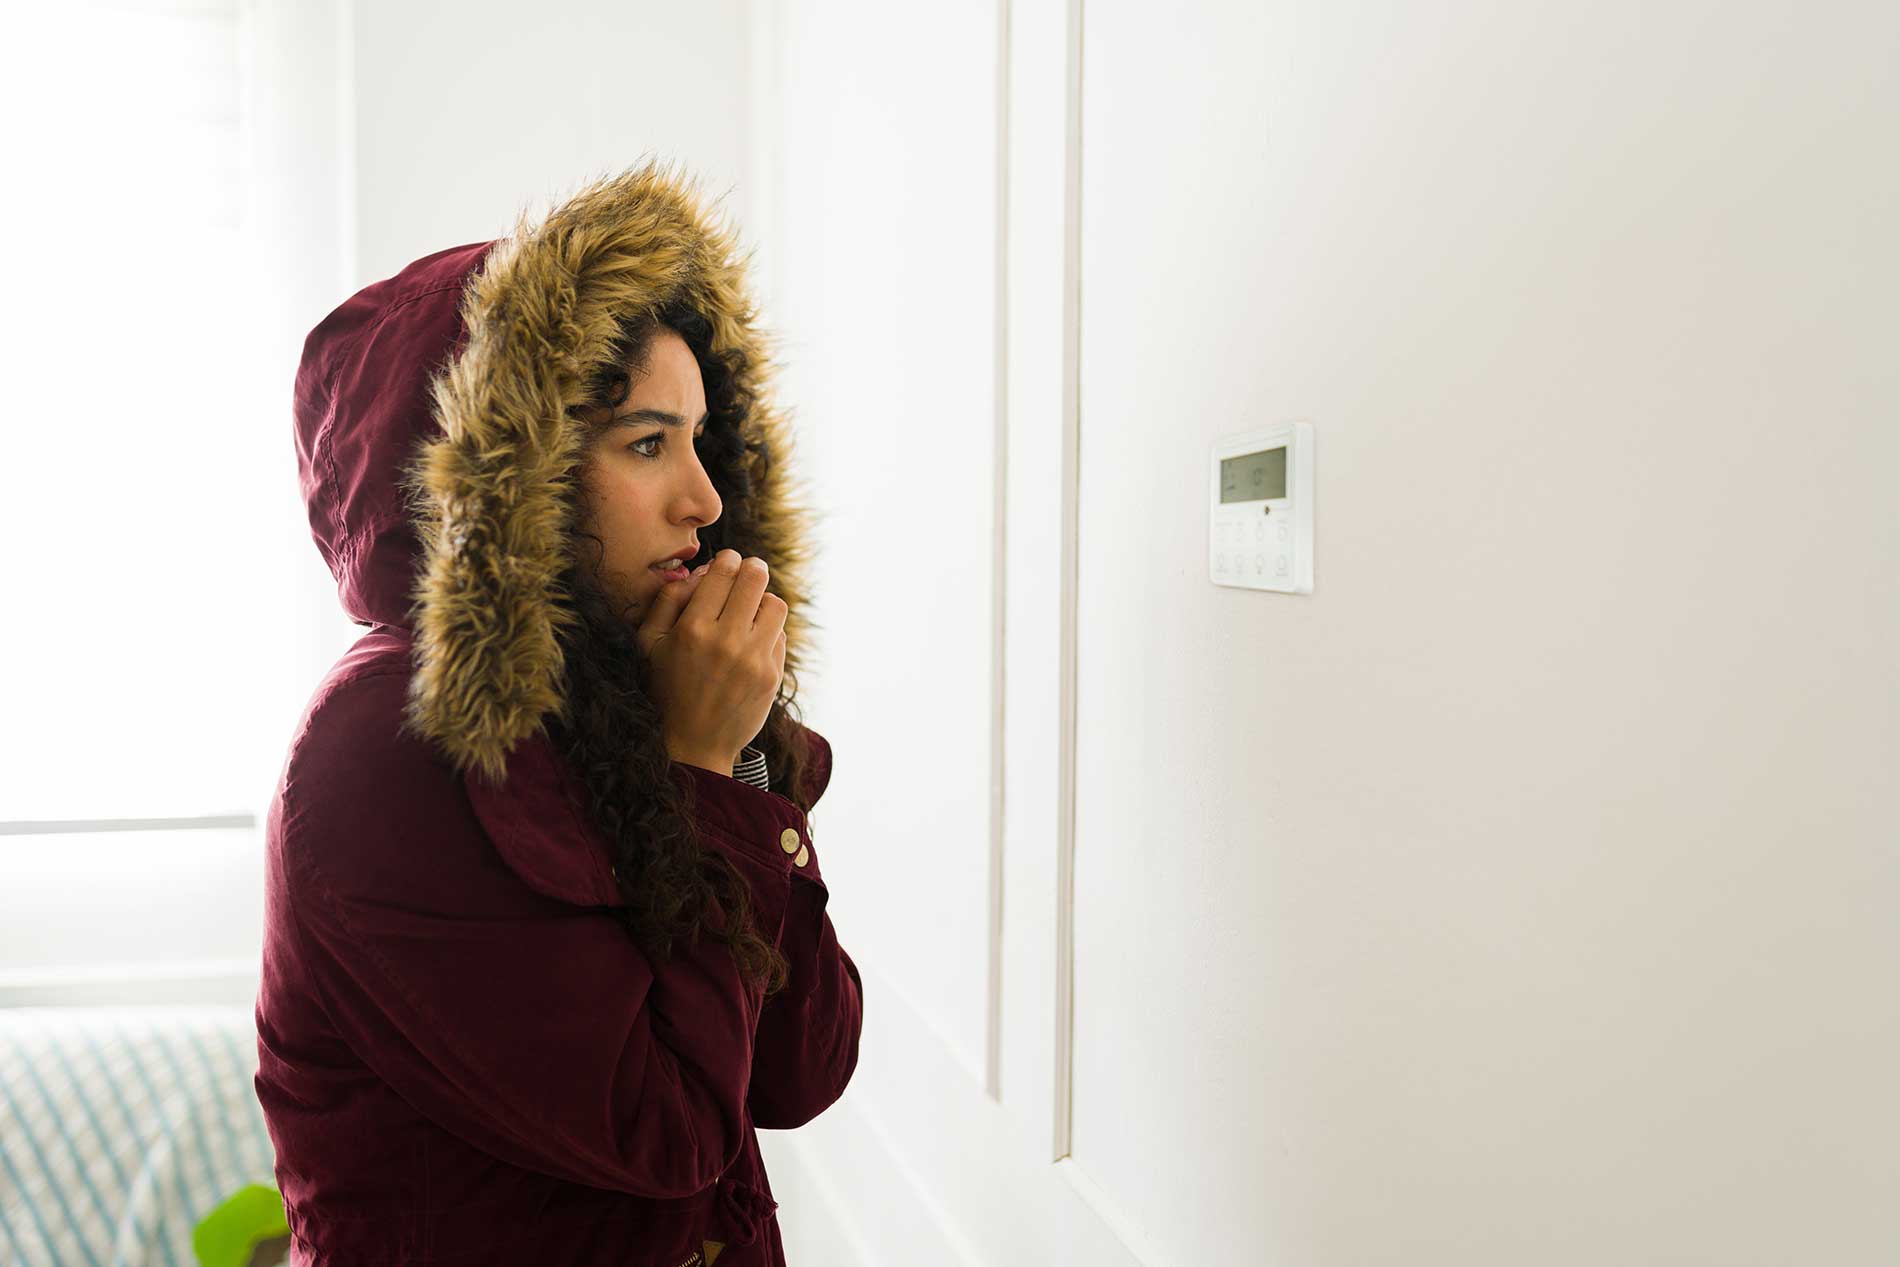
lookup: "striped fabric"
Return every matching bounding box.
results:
[0,1005,277,1267]
[733,744,771,791]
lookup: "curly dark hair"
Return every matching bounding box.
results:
[545,297,818,997]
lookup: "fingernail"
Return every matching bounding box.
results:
[692,562,711,576]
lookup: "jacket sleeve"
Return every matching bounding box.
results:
[276,670,785,1200]
[747,862,863,1128]
[672,723,864,1130]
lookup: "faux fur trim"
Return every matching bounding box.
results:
[401,158,819,785]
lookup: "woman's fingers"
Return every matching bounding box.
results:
[682,549,773,626]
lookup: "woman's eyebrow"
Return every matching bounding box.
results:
[610,408,710,429]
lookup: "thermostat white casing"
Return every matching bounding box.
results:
[1211,420,1313,593]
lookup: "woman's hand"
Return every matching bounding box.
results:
[636,549,788,774]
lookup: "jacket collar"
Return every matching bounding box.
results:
[459,723,624,908]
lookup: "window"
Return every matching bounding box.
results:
[1,0,283,827]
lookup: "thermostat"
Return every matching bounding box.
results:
[1211,420,1313,593]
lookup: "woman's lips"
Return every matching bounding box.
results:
[651,563,691,582]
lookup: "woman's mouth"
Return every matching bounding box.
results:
[651,561,691,582]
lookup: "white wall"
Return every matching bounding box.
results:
[350,0,759,289]
[759,0,1004,1088]
[758,1,1900,1265]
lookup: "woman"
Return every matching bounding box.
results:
[254,159,863,1267]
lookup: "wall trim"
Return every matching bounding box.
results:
[985,0,1014,1106]
[1052,0,1086,1164]
[0,958,260,1010]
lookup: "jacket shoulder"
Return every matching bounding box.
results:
[275,642,491,901]
[285,640,442,797]
[280,635,624,911]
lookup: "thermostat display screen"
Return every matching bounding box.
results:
[1220,447,1287,503]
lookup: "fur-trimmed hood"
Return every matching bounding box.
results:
[291,159,817,785]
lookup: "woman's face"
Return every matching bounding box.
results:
[577,329,721,622]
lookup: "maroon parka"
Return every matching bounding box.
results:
[253,162,862,1267]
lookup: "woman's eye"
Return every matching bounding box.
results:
[630,430,708,459]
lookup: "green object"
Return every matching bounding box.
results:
[191,1183,290,1267]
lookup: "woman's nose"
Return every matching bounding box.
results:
[679,456,721,521]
